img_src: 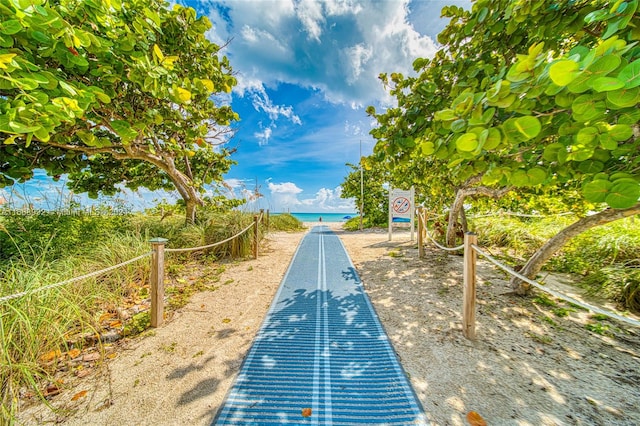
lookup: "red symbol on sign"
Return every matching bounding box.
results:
[392,197,410,214]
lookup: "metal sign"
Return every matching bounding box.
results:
[388,187,414,241]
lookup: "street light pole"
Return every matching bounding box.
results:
[359,139,364,231]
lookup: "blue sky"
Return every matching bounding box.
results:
[1,0,470,213]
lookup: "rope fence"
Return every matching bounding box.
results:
[416,208,463,253]
[164,222,255,253]
[415,207,640,340]
[471,244,640,328]
[0,252,153,304]
[0,210,268,328]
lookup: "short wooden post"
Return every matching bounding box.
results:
[149,238,168,328]
[417,206,424,258]
[463,232,478,340]
[253,215,259,259]
[260,209,265,224]
[266,209,270,231]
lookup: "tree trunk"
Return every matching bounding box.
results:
[459,207,469,233]
[446,188,466,246]
[511,202,640,295]
[446,181,511,247]
[185,199,198,225]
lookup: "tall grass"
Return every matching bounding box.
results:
[0,208,275,422]
[471,215,640,311]
[268,213,304,231]
[0,229,151,420]
[204,211,259,259]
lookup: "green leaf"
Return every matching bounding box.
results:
[14,78,39,90]
[569,145,595,162]
[583,179,612,203]
[599,134,618,150]
[59,80,78,96]
[1,20,22,35]
[434,109,457,121]
[455,133,479,152]
[420,141,435,155]
[175,87,191,103]
[527,168,547,185]
[549,60,580,86]
[451,92,474,115]
[584,10,609,24]
[606,86,640,108]
[482,128,501,150]
[510,170,529,187]
[605,181,640,208]
[110,120,138,143]
[555,92,574,107]
[504,116,541,143]
[543,142,564,161]
[609,124,633,141]
[578,160,604,174]
[590,76,624,92]
[576,127,599,145]
[567,73,592,94]
[34,126,50,142]
[8,121,40,133]
[76,130,96,146]
[572,95,606,122]
[447,157,465,168]
[31,30,50,43]
[514,116,541,140]
[618,59,640,88]
[602,18,620,40]
[610,172,635,181]
[586,54,621,77]
[451,119,467,133]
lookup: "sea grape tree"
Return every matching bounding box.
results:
[368,0,640,292]
[0,0,239,222]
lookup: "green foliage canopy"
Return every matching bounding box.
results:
[340,160,389,226]
[0,0,239,221]
[368,0,640,211]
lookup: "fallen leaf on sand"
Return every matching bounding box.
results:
[71,390,88,401]
[467,411,487,426]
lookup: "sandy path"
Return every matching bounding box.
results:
[18,223,640,425]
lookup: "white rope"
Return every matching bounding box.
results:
[165,221,256,253]
[469,211,574,219]
[418,210,464,251]
[0,213,265,302]
[0,251,153,304]
[470,244,640,328]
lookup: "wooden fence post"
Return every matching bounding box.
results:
[463,232,478,340]
[149,237,168,328]
[417,206,424,259]
[266,209,270,231]
[253,215,259,259]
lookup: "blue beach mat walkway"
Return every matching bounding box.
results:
[214,226,427,425]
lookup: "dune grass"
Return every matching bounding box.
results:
[0,209,277,423]
[471,215,640,312]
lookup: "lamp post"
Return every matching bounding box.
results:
[359,139,364,231]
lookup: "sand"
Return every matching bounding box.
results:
[17,223,640,425]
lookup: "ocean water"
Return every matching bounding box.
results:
[274,212,358,223]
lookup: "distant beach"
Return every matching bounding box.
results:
[272,212,357,223]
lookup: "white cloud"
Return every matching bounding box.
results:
[202,0,441,107]
[297,0,325,41]
[254,124,273,146]
[268,181,304,194]
[264,181,354,212]
[250,87,302,124]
